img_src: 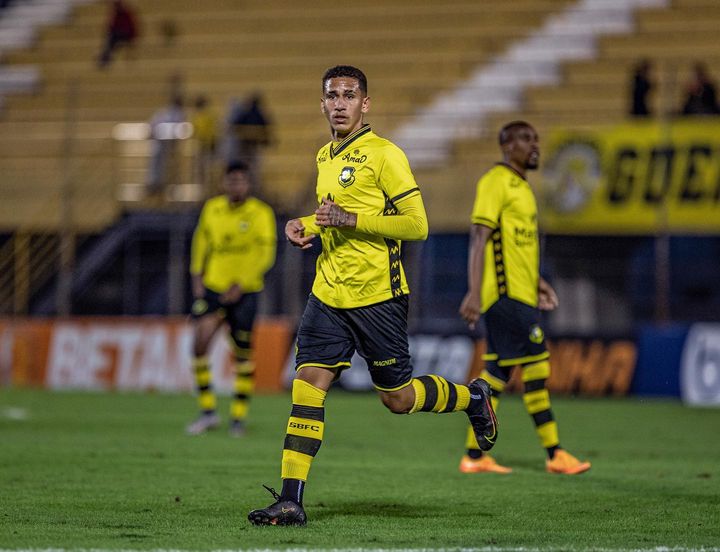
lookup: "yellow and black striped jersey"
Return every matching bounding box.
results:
[303,125,424,309]
[190,195,276,293]
[471,163,540,311]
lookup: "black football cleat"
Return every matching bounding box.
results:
[248,485,307,526]
[466,379,498,452]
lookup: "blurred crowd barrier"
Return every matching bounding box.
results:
[1,317,640,399]
[0,316,292,392]
[4,317,718,405]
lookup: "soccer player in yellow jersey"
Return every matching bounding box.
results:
[458,121,591,476]
[248,65,498,526]
[186,160,276,437]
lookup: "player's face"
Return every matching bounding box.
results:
[508,126,540,170]
[321,77,369,139]
[223,170,251,203]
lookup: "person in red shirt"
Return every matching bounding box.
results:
[97,0,138,69]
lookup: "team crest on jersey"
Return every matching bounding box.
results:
[529,324,545,344]
[338,166,356,188]
[238,221,250,232]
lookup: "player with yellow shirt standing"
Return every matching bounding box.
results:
[458,121,591,475]
[248,65,498,526]
[186,160,276,437]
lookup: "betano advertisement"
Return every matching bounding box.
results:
[541,120,720,234]
[0,318,636,397]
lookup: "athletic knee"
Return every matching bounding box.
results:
[193,331,212,357]
[379,391,413,414]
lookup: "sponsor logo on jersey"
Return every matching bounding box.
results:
[341,149,367,163]
[289,421,321,432]
[338,166,356,188]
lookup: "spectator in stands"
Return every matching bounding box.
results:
[97,0,139,69]
[225,92,273,193]
[190,95,219,193]
[629,59,653,117]
[146,95,186,196]
[681,62,719,115]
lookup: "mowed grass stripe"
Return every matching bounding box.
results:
[0,388,718,550]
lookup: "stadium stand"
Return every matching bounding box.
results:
[1,0,719,314]
[0,0,576,234]
[412,0,720,229]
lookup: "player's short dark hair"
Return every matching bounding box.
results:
[225,160,250,175]
[498,120,533,145]
[322,65,368,95]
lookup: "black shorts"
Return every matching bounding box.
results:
[483,297,549,382]
[295,294,413,392]
[191,289,258,350]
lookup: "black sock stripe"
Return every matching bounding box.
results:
[198,384,211,392]
[291,404,325,422]
[417,376,438,411]
[532,409,554,427]
[233,394,250,400]
[284,434,322,456]
[443,383,458,412]
[524,379,547,393]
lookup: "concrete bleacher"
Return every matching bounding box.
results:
[3,0,716,233]
[0,0,573,232]
[414,0,720,230]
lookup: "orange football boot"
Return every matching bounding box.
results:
[545,449,591,475]
[459,454,512,474]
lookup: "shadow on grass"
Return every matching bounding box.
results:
[310,499,496,521]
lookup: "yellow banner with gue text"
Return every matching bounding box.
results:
[540,120,720,234]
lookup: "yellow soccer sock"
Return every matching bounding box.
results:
[281,379,326,482]
[409,375,470,414]
[522,361,559,451]
[192,356,216,413]
[231,360,254,421]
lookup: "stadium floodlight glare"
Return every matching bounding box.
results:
[111,122,194,141]
[154,122,194,140]
[112,122,150,141]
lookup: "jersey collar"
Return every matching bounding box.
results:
[496,162,528,181]
[329,124,371,159]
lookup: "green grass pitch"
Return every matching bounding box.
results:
[1,387,719,551]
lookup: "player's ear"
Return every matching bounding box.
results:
[320,100,327,114]
[361,95,370,114]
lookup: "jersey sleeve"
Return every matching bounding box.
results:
[355,191,428,241]
[471,172,506,229]
[189,202,210,275]
[298,214,321,235]
[377,142,421,204]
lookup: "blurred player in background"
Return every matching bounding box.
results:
[458,121,591,475]
[186,160,276,437]
[248,65,498,526]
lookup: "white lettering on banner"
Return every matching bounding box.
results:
[48,324,111,389]
[282,335,474,391]
[681,323,720,407]
[47,323,235,392]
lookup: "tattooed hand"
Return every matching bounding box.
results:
[315,196,357,228]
